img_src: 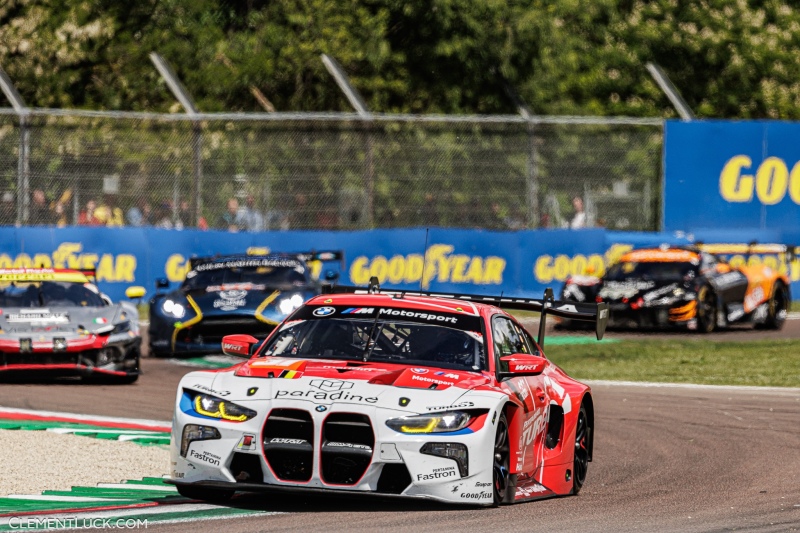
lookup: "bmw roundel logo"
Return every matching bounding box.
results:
[410,368,428,375]
[313,306,336,317]
[315,405,328,412]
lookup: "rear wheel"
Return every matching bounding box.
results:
[176,484,235,502]
[492,412,512,506]
[572,403,590,495]
[764,282,789,330]
[696,285,717,333]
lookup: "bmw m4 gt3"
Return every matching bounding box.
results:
[168,281,608,506]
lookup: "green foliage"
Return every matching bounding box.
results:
[3,1,800,118]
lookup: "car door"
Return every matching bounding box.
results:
[492,315,549,474]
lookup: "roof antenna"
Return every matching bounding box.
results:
[419,228,430,292]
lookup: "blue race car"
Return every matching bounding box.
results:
[148,251,343,357]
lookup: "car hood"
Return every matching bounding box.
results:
[183,358,494,410]
[0,305,127,339]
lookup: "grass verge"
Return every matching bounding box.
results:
[545,338,800,388]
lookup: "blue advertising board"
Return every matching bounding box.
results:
[0,227,797,302]
[664,119,800,233]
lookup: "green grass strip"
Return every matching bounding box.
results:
[546,338,800,387]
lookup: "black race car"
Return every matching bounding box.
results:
[559,244,793,332]
[148,251,343,356]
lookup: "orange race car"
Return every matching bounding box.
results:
[559,243,794,332]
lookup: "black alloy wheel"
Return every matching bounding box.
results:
[492,412,511,506]
[572,403,590,495]
[696,285,717,333]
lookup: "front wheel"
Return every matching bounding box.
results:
[492,412,512,506]
[176,484,235,502]
[572,403,590,495]
[696,285,717,333]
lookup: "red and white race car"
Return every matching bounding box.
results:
[168,280,608,506]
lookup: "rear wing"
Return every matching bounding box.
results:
[189,250,345,271]
[323,277,609,347]
[696,242,797,262]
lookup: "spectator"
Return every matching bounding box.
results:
[219,197,243,232]
[0,192,15,226]
[94,194,124,227]
[239,195,264,232]
[153,202,174,229]
[29,189,52,225]
[126,198,153,227]
[78,200,102,226]
[175,200,191,230]
[569,196,587,229]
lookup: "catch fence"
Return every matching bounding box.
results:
[0,109,663,232]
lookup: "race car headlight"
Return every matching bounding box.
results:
[192,393,257,422]
[180,424,221,457]
[278,294,305,315]
[386,411,472,434]
[420,442,469,477]
[162,299,186,319]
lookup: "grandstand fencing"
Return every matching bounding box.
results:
[0,109,663,231]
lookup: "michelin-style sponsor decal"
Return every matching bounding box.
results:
[189,449,221,466]
[516,483,549,498]
[417,466,457,481]
[425,401,474,411]
[6,311,69,324]
[642,283,678,302]
[313,307,336,317]
[213,289,248,311]
[326,442,372,451]
[270,438,307,445]
[191,385,231,397]
[475,481,491,487]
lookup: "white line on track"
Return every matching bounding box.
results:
[585,379,800,394]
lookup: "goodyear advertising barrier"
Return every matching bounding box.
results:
[664,119,800,239]
[0,227,797,302]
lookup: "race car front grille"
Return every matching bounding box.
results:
[320,413,374,485]
[2,351,80,367]
[184,317,274,344]
[262,409,314,482]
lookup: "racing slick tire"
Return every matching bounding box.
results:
[176,484,235,502]
[762,281,789,330]
[696,285,717,334]
[492,411,515,506]
[571,403,590,495]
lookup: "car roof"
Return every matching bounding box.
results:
[0,268,91,284]
[305,292,501,318]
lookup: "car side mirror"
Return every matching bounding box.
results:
[156,278,170,289]
[497,353,547,381]
[125,286,146,299]
[324,270,339,281]
[222,334,260,357]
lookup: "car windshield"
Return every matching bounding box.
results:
[605,261,695,282]
[260,318,485,371]
[182,265,309,291]
[0,281,106,307]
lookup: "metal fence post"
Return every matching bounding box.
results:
[321,54,374,227]
[0,64,30,225]
[149,53,203,226]
[504,83,539,228]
